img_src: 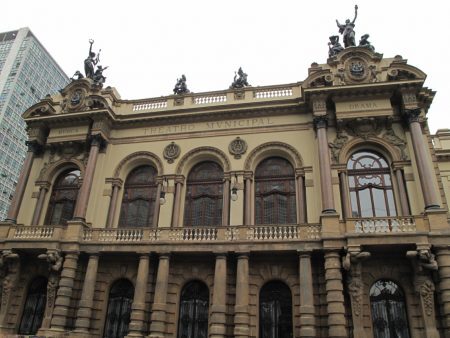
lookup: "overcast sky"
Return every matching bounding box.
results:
[2,0,449,133]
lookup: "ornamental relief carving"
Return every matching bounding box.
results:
[332,118,408,163]
[229,137,247,159]
[38,144,87,181]
[163,142,181,164]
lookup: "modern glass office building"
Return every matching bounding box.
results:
[0,27,69,220]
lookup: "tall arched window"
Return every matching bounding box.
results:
[45,169,80,225]
[255,157,296,225]
[347,151,396,217]
[178,280,209,338]
[118,165,157,227]
[184,161,223,226]
[103,279,134,338]
[259,281,293,338]
[18,276,47,335]
[370,280,410,338]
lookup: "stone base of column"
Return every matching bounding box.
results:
[126,301,147,338]
[234,305,249,338]
[210,304,227,337]
[36,327,67,337]
[148,303,167,338]
[69,329,94,338]
[299,304,315,337]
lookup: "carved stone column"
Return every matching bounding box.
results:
[31,182,50,225]
[127,255,150,337]
[0,250,20,333]
[403,106,440,210]
[74,254,100,334]
[296,170,306,224]
[338,170,351,219]
[149,254,170,338]
[234,253,250,338]
[37,250,64,331]
[106,178,122,228]
[324,251,347,338]
[393,165,410,216]
[153,180,162,227]
[49,252,79,331]
[436,247,450,337]
[407,249,440,338]
[314,115,336,213]
[298,251,315,337]
[171,177,184,227]
[6,141,41,223]
[222,174,231,226]
[342,248,371,338]
[210,254,227,337]
[244,173,252,225]
[73,135,105,221]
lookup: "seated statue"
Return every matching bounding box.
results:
[230,67,250,89]
[93,65,108,85]
[173,74,190,95]
[328,35,344,58]
[359,34,375,52]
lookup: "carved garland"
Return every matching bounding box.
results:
[113,151,164,178]
[244,141,303,171]
[176,146,231,175]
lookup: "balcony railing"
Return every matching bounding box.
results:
[351,217,417,234]
[81,224,320,243]
[8,225,64,240]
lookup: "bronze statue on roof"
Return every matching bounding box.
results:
[336,5,358,48]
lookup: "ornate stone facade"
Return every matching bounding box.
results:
[0,47,449,338]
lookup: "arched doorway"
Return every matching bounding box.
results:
[259,281,293,338]
[177,280,209,338]
[370,279,410,338]
[103,279,134,338]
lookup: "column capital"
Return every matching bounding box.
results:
[313,115,328,130]
[105,177,123,188]
[236,252,250,260]
[174,175,185,185]
[403,107,421,124]
[36,181,51,190]
[297,250,312,258]
[214,252,228,259]
[25,140,44,155]
[89,133,108,150]
[158,252,171,260]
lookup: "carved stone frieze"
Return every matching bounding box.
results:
[163,142,181,164]
[229,137,247,159]
[415,277,435,316]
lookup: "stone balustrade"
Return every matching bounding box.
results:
[349,217,417,234]
[130,84,298,113]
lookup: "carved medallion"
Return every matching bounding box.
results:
[229,137,247,159]
[346,58,368,82]
[62,86,88,113]
[163,142,181,163]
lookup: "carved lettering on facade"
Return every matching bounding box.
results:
[348,102,378,110]
[58,128,80,135]
[143,118,274,135]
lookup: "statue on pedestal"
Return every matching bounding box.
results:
[84,39,101,79]
[336,5,358,48]
[328,35,344,57]
[173,74,190,95]
[230,67,250,89]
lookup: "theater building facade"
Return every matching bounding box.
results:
[1,47,450,338]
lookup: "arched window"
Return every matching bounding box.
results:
[255,157,296,224]
[103,279,134,338]
[45,169,80,225]
[347,151,396,217]
[370,280,410,338]
[118,165,157,227]
[18,276,47,335]
[184,161,223,226]
[178,281,209,338]
[259,281,293,338]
